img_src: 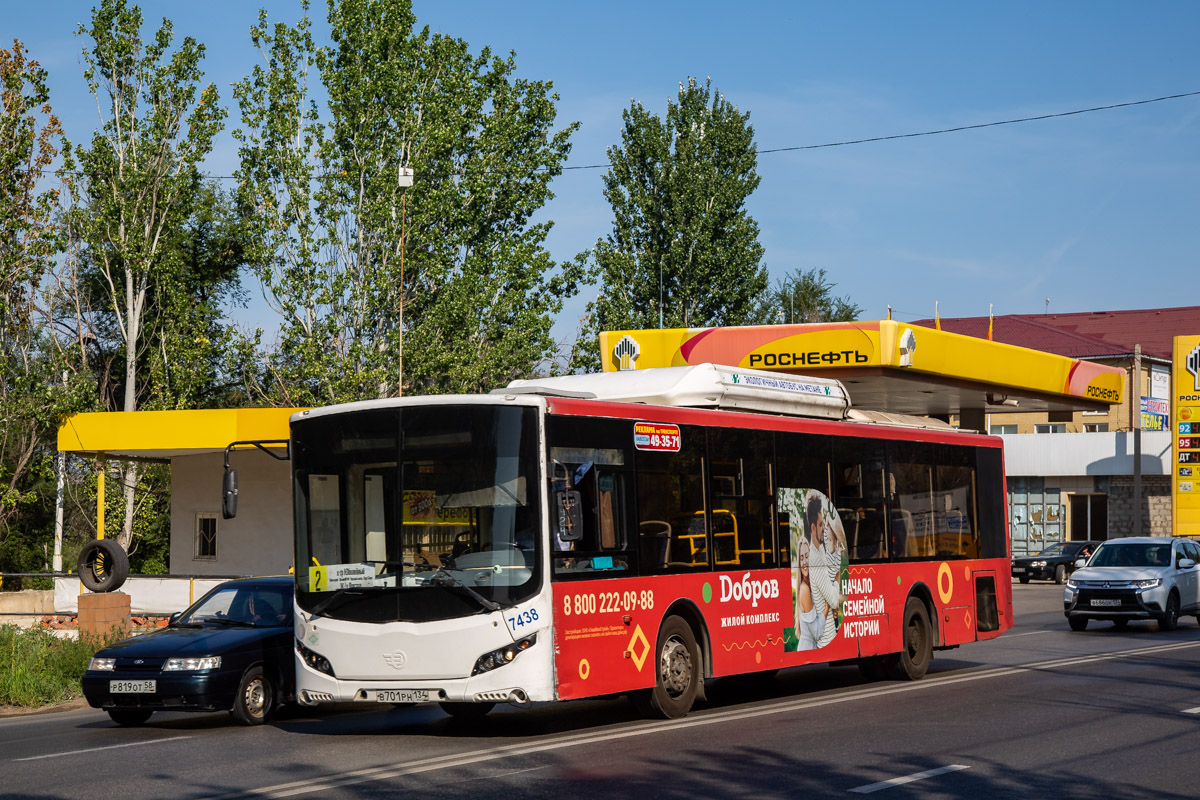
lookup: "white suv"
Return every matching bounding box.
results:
[1063,537,1200,631]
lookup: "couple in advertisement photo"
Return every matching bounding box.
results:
[781,488,849,651]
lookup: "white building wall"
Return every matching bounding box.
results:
[169,451,293,576]
[1001,431,1172,478]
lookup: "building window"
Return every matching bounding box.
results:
[990,424,1017,435]
[195,513,218,560]
[1083,423,1109,433]
[1035,424,1066,434]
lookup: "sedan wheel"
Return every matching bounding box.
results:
[231,666,276,726]
[1053,564,1066,585]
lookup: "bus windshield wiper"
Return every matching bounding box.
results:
[309,587,370,616]
[401,561,500,612]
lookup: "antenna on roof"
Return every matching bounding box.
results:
[1045,297,1050,314]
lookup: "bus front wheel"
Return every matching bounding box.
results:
[884,597,932,681]
[633,615,701,720]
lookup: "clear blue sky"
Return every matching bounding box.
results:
[10,1,1200,348]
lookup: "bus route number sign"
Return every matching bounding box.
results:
[634,422,681,452]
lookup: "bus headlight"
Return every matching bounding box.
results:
[472,634,537,676]
[297,640,336,677]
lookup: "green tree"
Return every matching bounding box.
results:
[762,267,862,325]
[61,0,228,549]
[233,0,581,406]
[0,40,62,548]
[0,41,94,584]
[573,77,768,371]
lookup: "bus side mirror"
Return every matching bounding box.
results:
[555,490,583,542]
[222,468,239,519]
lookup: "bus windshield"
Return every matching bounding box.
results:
[292,404,541,622]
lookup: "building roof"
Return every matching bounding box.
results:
[913,306,1200,361]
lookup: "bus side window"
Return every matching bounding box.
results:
[636,424,707,573]
[551,464,632,575]
[774,432,834,566]
[708,428,775,570]
[833,438,888,563]
[887,440,936,560]
[935,444,978,559]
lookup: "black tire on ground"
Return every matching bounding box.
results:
[439,702,495,720]
[106,708,152,726]
[883,597,933,681]
[77,539,129,593]
[857,656,889,682]
[230,666,276,726]
[1053,564,1066,585]
[1068,615,1088,631]
[1018,576,1030,584]
[1158,593,1180,632]
[1112,618,1129,630]
[632,615,702,719]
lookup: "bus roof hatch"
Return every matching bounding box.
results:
[503,363,851,420]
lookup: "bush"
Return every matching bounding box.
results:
[0,625,116,707]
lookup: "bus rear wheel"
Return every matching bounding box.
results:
[633,615,701,720]
[884,597,932,681]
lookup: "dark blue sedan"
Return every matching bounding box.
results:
[82,576,295,726]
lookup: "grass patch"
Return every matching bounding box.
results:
[0,625,117,707]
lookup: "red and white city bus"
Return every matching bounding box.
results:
[288,364,1011,720]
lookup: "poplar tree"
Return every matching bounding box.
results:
[61,0,228,548]
[573,77,768,371]
[234,0,581,404]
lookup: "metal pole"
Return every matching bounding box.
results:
[1133,344,1143,537]
[53,450,65,572]
[96,453,106,540]
[53,370,67,571]
[399,189,405,398]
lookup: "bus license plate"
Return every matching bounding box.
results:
[110,680,155,694]
[1090,599,1121,607]
[374,689,429,703]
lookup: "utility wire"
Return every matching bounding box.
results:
[43,89,1200,179]
[561,89,1200,171]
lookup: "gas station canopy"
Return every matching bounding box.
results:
[598,320,1126,417]
[57,407,302,459]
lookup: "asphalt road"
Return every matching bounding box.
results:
[4,582,1200,800]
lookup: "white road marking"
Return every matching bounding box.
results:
[13,735,191,762]
[849,764,971,794]
[1182,706,1200,714]
[199,639,1200,800]
[1004,630,1057,637]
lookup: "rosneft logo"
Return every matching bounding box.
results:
[1188,343,1200,391]
[899,328,916,367]
[613,335,640,371]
